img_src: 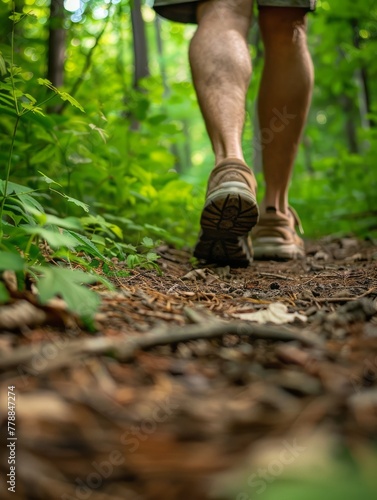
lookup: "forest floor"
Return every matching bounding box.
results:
[1,237,377,500]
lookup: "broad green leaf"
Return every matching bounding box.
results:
[0,181,33,196]
[0,282,10,303]
[146,252,159,262]
[23,226,80,249]
[126,254,140,268]
[15,193,45,214]
[90,234,106,248]
[141,236,154,249]
[107,223,122,239]
[0,251,25,271]
[40,214,82,231]
[35,266,100,319]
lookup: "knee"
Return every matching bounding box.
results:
[259,7,308,48]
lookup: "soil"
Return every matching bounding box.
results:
[1,237,377,500]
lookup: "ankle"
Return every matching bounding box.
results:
[215,157,249,169]
[261,195,288,214]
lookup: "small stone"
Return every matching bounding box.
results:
[314,250,329,261]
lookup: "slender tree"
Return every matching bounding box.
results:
[131,0,149,89]
[47,0,66,87]
[351,18,374,129]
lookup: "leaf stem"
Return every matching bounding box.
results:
[24,233,36,260]
[0,115,20,238]
[10,1,20,116]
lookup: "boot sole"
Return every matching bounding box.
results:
[194,184,259,267]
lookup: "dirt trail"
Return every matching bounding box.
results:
[1,237,377,500]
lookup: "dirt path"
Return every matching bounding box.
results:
[1,237,377,500]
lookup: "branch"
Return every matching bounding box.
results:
[0,320,323,377]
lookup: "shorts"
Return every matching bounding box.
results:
[153,0,316,24]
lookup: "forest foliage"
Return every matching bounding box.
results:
[0,0,376,317]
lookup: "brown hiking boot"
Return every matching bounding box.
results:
[251,206,305,260]
[194,159,259,267]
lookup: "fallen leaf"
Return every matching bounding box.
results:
[233,302,307,324]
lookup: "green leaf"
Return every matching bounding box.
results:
[0,51,6,76]
[0,282,10,303]
[144,224,168,236]
[38,171,62,187]
[0,181,33,196]
[30,144,57,165]
[126,254,140,268]
[58,92,84,112]
[146,252,159,262]
[35,266,101,319]
[0,104,17,117]
[65,195,90,212]
[89,123,108,142]
[37,78,54,89]
[9,12,26,23]
[141,236,154,249]
[37,78,84,112]
[0,251,25,271]
[21,102,44,115]
[65,231,108,261]
[15,193,45,214]
[23,226,80,249]
[51,190,90,213]
[41,215,82,231]
[0,94,14,106]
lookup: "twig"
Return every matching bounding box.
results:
[307,287,377,304]
[259,272,295,281]
[0,320,323,377]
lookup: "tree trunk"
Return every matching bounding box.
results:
[131,0,149,89]
[154,16,168,95]
[339,94,359,154]
[351,18,374,128]
[47,0,65,87]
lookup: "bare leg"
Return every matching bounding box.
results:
[258,7,314,214]
[189,0,253,164]
[190,0,258,266]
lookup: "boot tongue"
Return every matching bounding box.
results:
[266,206,277,213]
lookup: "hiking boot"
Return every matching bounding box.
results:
[193,158,259,267]
[252,206,305,260]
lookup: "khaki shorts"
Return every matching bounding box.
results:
[154,0,316,24]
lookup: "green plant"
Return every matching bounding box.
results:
[0,9,113,322]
